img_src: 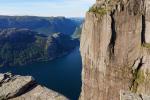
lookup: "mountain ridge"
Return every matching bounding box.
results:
[0,15,83,35]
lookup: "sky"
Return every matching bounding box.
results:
[0,0,95,17]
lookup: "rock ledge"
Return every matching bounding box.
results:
[0,73,68,100]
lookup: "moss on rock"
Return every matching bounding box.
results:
[89,7,107,15]
[142,43,150,48]
[131,70,145,93]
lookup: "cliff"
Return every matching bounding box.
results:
[0,73,68,100]
[80,0,150,100]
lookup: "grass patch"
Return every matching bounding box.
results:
[142,43,150,48]
[89,7,107,15]
[131,70,145,93]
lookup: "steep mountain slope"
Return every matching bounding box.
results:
[72,24,83,40]
[0,16,82,35]
[80,0,150,100]
[0,28,78,67]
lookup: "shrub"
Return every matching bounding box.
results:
[89,7,107,15]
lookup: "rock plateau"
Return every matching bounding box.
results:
[0,73,68,100]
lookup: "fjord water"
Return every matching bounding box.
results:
[0,47,82,100]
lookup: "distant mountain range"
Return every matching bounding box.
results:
[0,16,83,35]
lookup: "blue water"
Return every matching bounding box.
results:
[0,47,82,100]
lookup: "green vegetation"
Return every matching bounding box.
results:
[135,70,145,84]
[88,7,107,15]
[0,16,82,35]
[0,37,48,67]
[131,70,145,93]
[142,43,150,48]
[0,29,78,67]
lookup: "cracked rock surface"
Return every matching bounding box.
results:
[0,73,68,100]
[120,90,150,100]
[80,0,150,100]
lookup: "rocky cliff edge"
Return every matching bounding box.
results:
[0,73,68,100]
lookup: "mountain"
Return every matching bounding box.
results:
[80,0,150,100]
[0,28,78,67]
[0,16,83,35]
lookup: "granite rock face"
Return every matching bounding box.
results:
[120,90,150,100]
[0,73,68,100]
[11,85,67,100]
[145,0,150,43]
[80,0,150,100]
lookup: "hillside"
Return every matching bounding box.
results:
[72,24,82,40]
[0,28,78,67]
